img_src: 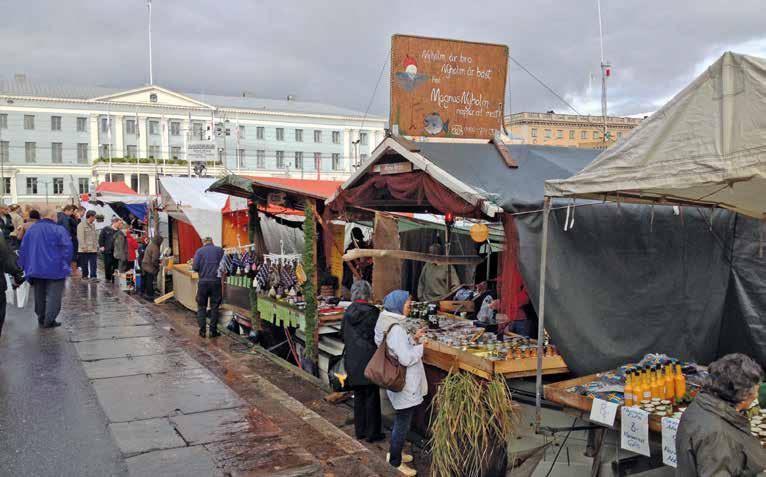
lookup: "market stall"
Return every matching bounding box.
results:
[532,52,766,472]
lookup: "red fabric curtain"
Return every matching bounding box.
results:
[329,171,484,218]
[499,213,525,321]
[177,220,203,263]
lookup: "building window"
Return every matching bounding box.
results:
[256,127,264,140]
[170,121,181,136]
[51,116,62,131]
[24,115,34,130]
[99,144,110,159]
[0,114,7,129]
[359,132,367,145]
[51,142,63,163]
[556,130,563,139]
[294,151,303,169]
[192,122,203,139]
[26,177,38,195]
[276,128,284,141]
[125,145,137,158]
[569,130,575,140]
[593,131,600,139]
[360,153,368,163]
[256,150,265,168]
[78,178,89,195]
[149,121,159,135]
[125,119,136,135]
[333,131,341,144]
[148,145,160,158]
[238,125,245,139]
[77,143,89,164]
[77,117,87,132]
[237,149,246,168]
[100,117,109,133]
[332,153,341,170]
[531,128,538,138]
[25,142,36,163]
[295,129,303,142]
[276,151,285,169]
[580,130,587,140]
[0,141,8,163]
[314,152,322,169]
[171,146,181,159]
[313,130,322,143]
[53,177,64,195]
[544,129,552,139]
[1,177,10,195]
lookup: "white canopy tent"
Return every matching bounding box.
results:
[533,52,766,426]
[159,177,247,246]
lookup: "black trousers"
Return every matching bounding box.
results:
[0,292,6,337]
[32,278,65,327]
[352,385,382,440]
[196,281,222,331]
[103,253,116,282]
[143,272,156,298]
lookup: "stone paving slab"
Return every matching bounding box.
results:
[82,351,203,380]
[170,408,270,446]
[205,435,320,477]
[125,445,223,477]
[74,336,174,361]
[92,367,245,422]
[67,314,152,329]
[109,417,186,457]
[69,324,159,342]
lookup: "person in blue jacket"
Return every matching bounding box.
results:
[19,207,73,328]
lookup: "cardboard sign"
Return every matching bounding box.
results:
[390,35,508,140]
[589,398,619,427]
[621,407,650,457]
[661,417,679,468]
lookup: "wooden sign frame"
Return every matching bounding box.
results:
[390,34,509,140]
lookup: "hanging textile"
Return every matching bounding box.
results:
[499,213,524,321]
[177,220,203,263]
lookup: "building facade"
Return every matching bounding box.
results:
[0,79,386,203]
[506,112,643,148]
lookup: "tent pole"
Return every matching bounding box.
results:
[535,196,552,433]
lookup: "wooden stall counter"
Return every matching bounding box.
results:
[169,263,199,312]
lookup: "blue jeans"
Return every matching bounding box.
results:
[79,253,97,278]
[510,319,532,337]
[389,406,416,467]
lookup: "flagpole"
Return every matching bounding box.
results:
[147,0,153,85]
[135,109,141,192]
[186,112,192,177]
[107,109,112,182]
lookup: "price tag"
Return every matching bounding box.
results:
[621,407,650,456]
[589,398,619,427]
[661,417,679,468]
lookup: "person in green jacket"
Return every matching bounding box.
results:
[676,353,765,477]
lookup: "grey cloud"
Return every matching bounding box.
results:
[1,0,765,117]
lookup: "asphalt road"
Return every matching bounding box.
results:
[0,282,127,477]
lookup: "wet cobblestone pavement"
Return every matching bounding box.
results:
[1,277,409,476]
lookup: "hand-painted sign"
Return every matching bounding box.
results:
[390,35,508,140]
[589,398,619,427]
[661,417,679,468]
[621,407,650,457]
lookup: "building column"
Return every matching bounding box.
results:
[343,129,352,172]
[148,172,157,195]
[10,172,18,203]
[114,115,124,157]
[137,117,147,158]
[89,115,99,162]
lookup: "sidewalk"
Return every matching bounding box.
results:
[1,278,403,476]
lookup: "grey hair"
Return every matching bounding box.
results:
[705,353,763,404]
[350,280,372,302]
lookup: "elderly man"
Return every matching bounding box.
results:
[676,353,766,476]
[192,237,224,338]
[18,207,72,328]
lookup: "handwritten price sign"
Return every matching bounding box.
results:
[589,398,619,427]
[621,407,650,456]
[661,417,679,467]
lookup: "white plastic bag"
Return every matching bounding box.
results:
[16,281,30,308]
[4,274,15,306]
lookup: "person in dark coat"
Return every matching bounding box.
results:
[341,280,383,442]
[0,235,24,337]
[141,235,163,299]
[98,217,119,282]
[192,237,224,338]
[676,353,766,477]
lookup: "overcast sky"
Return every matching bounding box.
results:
[2,0,765,118]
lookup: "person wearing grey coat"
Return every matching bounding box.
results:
[111,222,128,272]
[675,353,766,477]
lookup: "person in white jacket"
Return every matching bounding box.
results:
[374,290,427,477]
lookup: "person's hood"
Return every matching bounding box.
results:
[376,310,407,334]
[345,302,379,327]
[695,391,750,434]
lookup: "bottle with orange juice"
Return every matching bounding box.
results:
[674,362,686,402]
[664,362,675,402]
[624,371,634,407]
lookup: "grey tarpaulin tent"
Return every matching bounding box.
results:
[537,52,766,422]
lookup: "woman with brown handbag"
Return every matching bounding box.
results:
[374,290,427,477]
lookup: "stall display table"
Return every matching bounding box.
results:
[221,288,343,331]
[170,263,199,312]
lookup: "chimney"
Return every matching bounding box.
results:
[14,73,27,82]
[286,95,295,101]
